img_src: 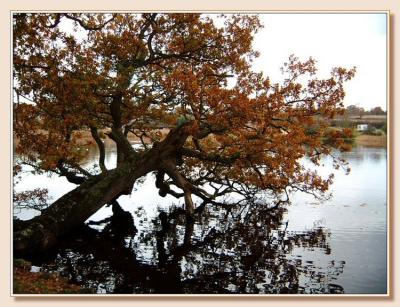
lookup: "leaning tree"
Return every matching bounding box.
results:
[13,13,355,256]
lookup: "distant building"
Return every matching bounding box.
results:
[357,124,369,131]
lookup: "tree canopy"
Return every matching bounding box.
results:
[13,13,355,254]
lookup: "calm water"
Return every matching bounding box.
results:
[14,145,387,294]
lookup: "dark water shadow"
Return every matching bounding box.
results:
[28,201,346,295]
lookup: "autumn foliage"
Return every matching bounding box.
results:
[13,13,355,236]
[13,259,91,294]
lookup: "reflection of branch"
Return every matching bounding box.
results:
[87,217,112,226]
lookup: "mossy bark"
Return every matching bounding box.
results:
[14,163,146,257]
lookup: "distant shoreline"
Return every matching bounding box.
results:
[355,134,387,148]
[13,128,387,151]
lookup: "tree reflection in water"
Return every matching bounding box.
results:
[40,201,345,294]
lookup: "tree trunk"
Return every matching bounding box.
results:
[14,162,146,258]
[13,125,191,258]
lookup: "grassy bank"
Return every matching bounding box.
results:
[355,134,387,147]
[13,128,171,147]
[13,259,93,294]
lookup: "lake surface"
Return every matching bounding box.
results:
[13,145,387,294]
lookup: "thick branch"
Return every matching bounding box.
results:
[107,95,137,165]
[63,13,116,31]
[138,13,157,39]
[155,171,184,198]
[162,160,215,215]
[106,127,137,166]
[110,95,122,129]
[56,160,87,184]
[90,126,107,173]
[45,14,61,28]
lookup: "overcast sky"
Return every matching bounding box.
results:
[49,13,388,111]
[251,13,387,111]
